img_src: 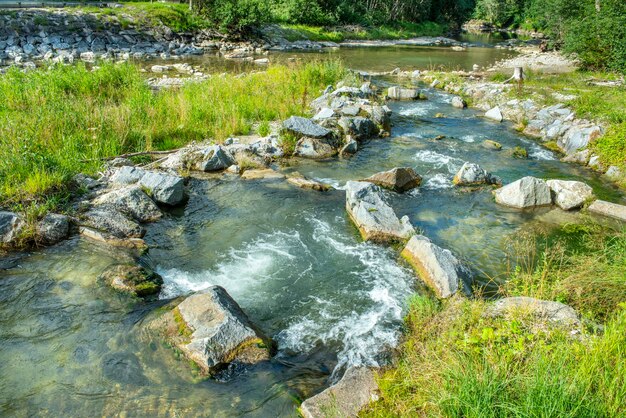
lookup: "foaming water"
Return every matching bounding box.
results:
[414,150,465,174]
[424,173,454,189]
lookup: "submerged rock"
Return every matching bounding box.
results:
[240,169,286,180]
[94,186,162,222]
[387,86,420,100]
[345,181,415,243]
[484,106,503,122]
[482,139,502,151]
[0,212,24,245]
[165,286,272,374]
[100,264,163,297]
[401,235,471,298]
[283,116,331,138]
[287,173,331,191]
[453,162,501,186]
[37,213,69,245]
[588,200,626,222]
[300,367,380,418]
[488,297,580,327]
[295,137,337,159]
[546,180,594,210]
[364,167,422,192]
[494,176,552,209]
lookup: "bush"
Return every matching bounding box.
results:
[193,0,271,34]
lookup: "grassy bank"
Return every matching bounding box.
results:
[363,223,626,417]
[0,60,348,213]
[493,70,626,185]
[278,21,447,43]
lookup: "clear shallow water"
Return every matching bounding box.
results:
[1,54,624,417]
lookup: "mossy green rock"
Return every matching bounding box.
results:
[100,264,163,297]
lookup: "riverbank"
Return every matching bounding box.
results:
[362,222,626,417]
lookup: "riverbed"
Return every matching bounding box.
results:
[0,45,623,417]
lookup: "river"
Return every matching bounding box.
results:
[0,43,623,417]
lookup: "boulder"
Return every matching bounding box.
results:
[345,181,415,243]
[283,116,331,138]
[300,367,380,418]
[604,166,623,182]
[488,297,580,327]
[94,186,162,222]
[387,86,420,100]
[339,117,378,141]
[0,211,24,245]
[365,105,392,132]
[287,174,331,191]
[37,213,69,245]
[546,180,594,210]
[340,139,358,157]
[166,286,272,374]
[295,137,337,159]
[401,235,470,298]
[451,96,467,109]
[453,162,501,186]
[110,166,146,185]
[81,209,145,238]
[494,176,552,209]
[100,264,163,297]
[138,171,185,206]
[588,200,626,222]
[195,145,235,172]
[364,167,422,192]
[484,106,503,122]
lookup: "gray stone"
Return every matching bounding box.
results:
[340,139,358,157]
[489,297,580,327]
[287,173,331,191]
[365,105,392,131]
[364,167,422,192]
[94,186,161,222]
[74,173,101,189]
[341,106,361,117]
[484,106,503,122]
[171,286,272,374]
[345,181,415,243]
[37,213,69,245]
[332,86,364,98]
[482,140,502,151]
[588,200,626,222]
[100,264,163,297]
[312,108,335,121]
[453,162,501,186]
[283,116,331,138]
[0,211,24,245]
[139,171,185,206]
[339,117,378,141]
[110,166,146,185]
[387,86,420,100]
[451,96,467,109]
[81,209,144,238]
[295,137,337,159]
[494,176,552,209]
[300,367,380,418]
[401,235,470,298]
[562,149,590,164]
[196,145,235,172]
[546,180,594,210]
[604,166,624,182]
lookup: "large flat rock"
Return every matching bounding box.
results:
[300,367,380,418]
[588,200,626,222]
[94,186,161,222]
[171,286,272,374]
[488,297,580,327]
[345,181,415,243]
[401,235,471,298]
[283,116,331,138]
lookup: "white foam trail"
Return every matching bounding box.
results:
[398,102,435,116]
[424,173,453,189]
[314,177,345,190]
[414,150,464,174]
[529,146,556,160]
[460,134,477,143]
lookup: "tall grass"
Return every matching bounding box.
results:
[362,223,626,417]
[0,60,348,209]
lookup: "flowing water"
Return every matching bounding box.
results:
[1,46,624,417]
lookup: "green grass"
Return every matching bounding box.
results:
[68,2,211,33]
[279,21,446,42]
[362,223,626,417]
[0,60,348,215]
